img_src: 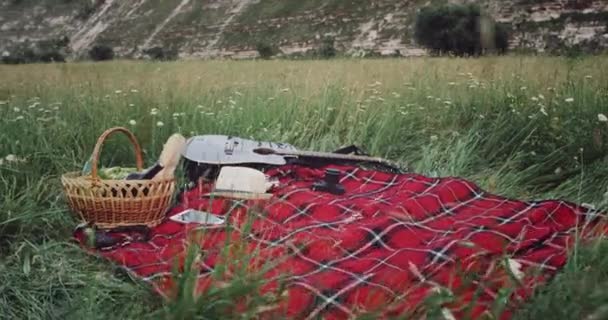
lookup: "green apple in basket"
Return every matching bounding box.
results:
[80,156,138,179]
[98,166,139,179]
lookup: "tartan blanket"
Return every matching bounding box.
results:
[74,164,606,319]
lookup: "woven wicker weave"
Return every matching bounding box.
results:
[61,127,175,228]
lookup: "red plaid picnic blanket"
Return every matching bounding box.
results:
[74,164,606,319]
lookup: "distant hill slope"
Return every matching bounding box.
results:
[1,0,607,60]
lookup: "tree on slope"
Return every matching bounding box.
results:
[414,3,509,57]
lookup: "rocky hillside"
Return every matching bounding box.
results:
[1,0,607,60]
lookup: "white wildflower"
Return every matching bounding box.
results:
[448,82,456,86]
[115,90,123,94]
[5,154,26,163]
[507,259,524,280]
[430,135,438,142]
[130,89,139,93]
[538,94,545,100]
[0,101,7,105]
[15,115,24,120]
[479,114,485,119]
[13,107,20,112]
[442,308,456,320]
[280,88,290,93]
[156,121,164,127]
[585,75,592,80]
[520,86,527,91]
[444,100,452,106]
[531,97,539,102]
[540,107,548,116]
[582,203,596,210]
[197,105,204,109]
[565,98,574,103]
[128,120,136,126]
[150,108,159,116]
[598,113,608,122]
[234,91,243,96]
[172,112,180,118]
[128,103,135,107]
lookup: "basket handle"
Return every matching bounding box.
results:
[90,127,144,180]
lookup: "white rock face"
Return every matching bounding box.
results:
[0,0,606,59]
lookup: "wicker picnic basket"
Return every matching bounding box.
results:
[61,127,175,229]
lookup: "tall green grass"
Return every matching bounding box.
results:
[1,56,607,319]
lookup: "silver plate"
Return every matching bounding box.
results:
[170,209,226,225]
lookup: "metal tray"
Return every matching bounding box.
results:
[169,209,226,225]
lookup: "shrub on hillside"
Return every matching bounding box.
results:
[143,46,178,61]
[89,44,114,61]
[1,37,68,64]
[255,42,275,59]
[316,37,336,58]
[414,4,509,56]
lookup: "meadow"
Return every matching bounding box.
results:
[1,56,608,319]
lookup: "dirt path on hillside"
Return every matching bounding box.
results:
[204,0,256,51]
[142,0,191,49]
[70,0,116,53]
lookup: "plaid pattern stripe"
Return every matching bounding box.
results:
[74,164,607,319]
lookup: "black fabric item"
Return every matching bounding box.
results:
[331,145,369,156]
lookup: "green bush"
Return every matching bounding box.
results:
[414,4,509,56]
[255,42,275,59]
[317,37,336,58]
[89,45,114,61]
[1,37,68,64]
[143,46,178,61]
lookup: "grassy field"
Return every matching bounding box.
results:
[1,56,608,319]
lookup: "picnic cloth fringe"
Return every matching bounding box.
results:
[74,164,607,319]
